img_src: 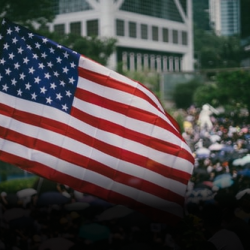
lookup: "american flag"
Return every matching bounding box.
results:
[0,19,194,224]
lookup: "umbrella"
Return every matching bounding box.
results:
[213,173,234,189]
[195,181,214,189]
[235,189,250,200]
[209,134,221,143]
[64,201,90,211]
[16,188,37,199]
[238,168,250,178]
[16,188,37,206]
[9,216,34,229]
[3,208,29,222]
[241,127,249,133]
[96,205,134,221]
[220,145,234,152]
[186,188,214,204]
[118,211,151,227]
[232,154,250,166]
[195,147,210,158]
[203,181,214,188]
[193,167,209,176]
[75,192,99,203]
[38,237,74,250]
[1,192,20,207]
[78,223,110,242]
[209,142,224,151]
[37,191,71,207]
[73,191,112,208]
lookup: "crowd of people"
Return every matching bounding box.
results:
[181,104,250,249]
[0,105,250,250]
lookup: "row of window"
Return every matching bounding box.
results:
[116,19,188,45]
[121,52,182,72]
[52,0,92,14]
[52,19,188,46]
[53,20,98,37]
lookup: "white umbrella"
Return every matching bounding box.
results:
[209,142,224,151]
[235,189,250,200]
[232,154,250,166]
[16,188,37,206]
[209,134,221,143]
[16,188,37,199]
[96,205,133,221]
[195,147,210,158]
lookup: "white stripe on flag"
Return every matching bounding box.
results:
[0,138,184,217]
[0,92,193,176]
[0,111,187,197]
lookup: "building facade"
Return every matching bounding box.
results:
[209,0,240,36]
[240,0,250,67]
[49,0,194,72]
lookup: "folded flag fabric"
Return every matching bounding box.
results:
[0,19,194,224]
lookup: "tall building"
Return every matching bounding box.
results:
[209,0,240,36]
[49,0,194,72]
[192,0,210,31]
[240,0,250,67]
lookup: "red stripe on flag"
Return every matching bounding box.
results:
[0,123,186,205]
[74,87,183,140]
[0,150,183,225]
[78,67,165,114]
[0,103,192,184]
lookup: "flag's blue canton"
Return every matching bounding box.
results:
[0,19,80,114]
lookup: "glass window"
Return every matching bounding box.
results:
[162,28,169,42]
[182,31,188,45]
[54,24,65,36]
[52,0,92,14]
[120,0,184,23]
[152,26,158,41]
[141,24,148,39]
[70,22,81,35]
[172,29,178,44]
[129,22,136,38]
[116,19,125,36]
[87,19,99,36]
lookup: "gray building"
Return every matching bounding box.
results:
[209,0,240,36]
[49,0,194,72]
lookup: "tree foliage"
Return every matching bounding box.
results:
[173,80,202,109]
[194,27,242,70]
[193,70,250,116]
[0,0,55,28]
[216,70,250,111]
[193,83,218,107]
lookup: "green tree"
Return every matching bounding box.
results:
[193,83,218,107]
[194,27,242,70]
[0,0,55,28]
[194,70,250,116]
[173,80,202,109]
[216,70,250,113]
